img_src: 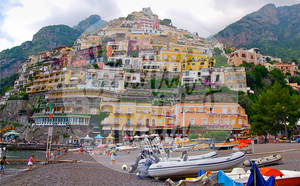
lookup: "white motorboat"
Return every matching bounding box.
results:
[135,151,218,173]
[116,145,138,151]
[147,151,245,178]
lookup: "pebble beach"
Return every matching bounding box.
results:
[0,143,299,186]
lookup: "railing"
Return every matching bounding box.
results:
[207,112,218,115]
[65,102,74,106]
[188,122,198,126]
[113,112,123,115]
[124,112,134,115]
[165,115,176,118]
[135,123,144,126]
[152,114,164,116]
[89,103,100,106]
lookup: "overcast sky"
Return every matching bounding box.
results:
[0,0,299,52]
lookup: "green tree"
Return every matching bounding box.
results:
[159,18,172,26]
[252,81,300,139]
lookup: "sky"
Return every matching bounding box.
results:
[0,0,299,52]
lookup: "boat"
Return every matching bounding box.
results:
[116,145,138,151]
[194,140,239,150]
[135,151,218,174]
[147,151,245,178]
[243,154,282,167]
[226,166,300,186]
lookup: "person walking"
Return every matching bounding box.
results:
[63,147,69,156]
[111,147,116,166]
[28,154,34,171]
[56,147,61,158]
[0,156,10,177]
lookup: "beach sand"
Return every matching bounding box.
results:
[0,143,299,186]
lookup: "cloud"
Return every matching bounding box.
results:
[0,0,120,51]
[1,0,300,52]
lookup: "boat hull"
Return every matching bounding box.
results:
[148,152,245,178]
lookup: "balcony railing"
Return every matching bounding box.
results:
[135,123,144,126]
[65,102,74,106]
[152,114,164,116]
[188,122,198,126]
[207,112,218,115]
[124,112,134,115]
[113,112,123,115]
[165,115,176,118]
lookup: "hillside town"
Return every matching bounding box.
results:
[0,7,299,143]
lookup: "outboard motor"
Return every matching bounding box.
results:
[129,152,147,173]
[137,155,159,179]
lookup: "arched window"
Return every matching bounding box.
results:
[237,83,244,88]
[152,119,156,126]
[226,75,233,80]
[236,75,243,79]
[226,83,233,88]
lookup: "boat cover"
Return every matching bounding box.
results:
[217,170,244,186]
[246,163,276,186]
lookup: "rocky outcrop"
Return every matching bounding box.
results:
[215,3,300,61]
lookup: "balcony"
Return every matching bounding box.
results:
[207,112,218,115]
[196,111,205,113]
[124,112,134,115]
[135,123,144,126]
[56,103,64,106]
[89,103,100,106]
[165,114,176,118]
[113,112,123,115]
[238,114,247,118]
[152,114,164,116]
[188,122,198,126]
[65,102,74,106]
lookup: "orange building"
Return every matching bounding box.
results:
[228,48,264,66]
[169,102,250,134]
[273,62,298,76]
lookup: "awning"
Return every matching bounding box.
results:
[102,126,112,130]
[112,126,122,131]
[123,126,134,131]
[135,126,149,132]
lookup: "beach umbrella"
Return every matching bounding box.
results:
[96,144,107,149]
[94,135,104,139]
[3,130,20,137]
[133,135,140,139]
[150,134,159,137]
[106,134,114,139]
[140,134,149,138]
[123,135,130,139]
[81,135,93,140]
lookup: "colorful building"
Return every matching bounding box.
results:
[228,48,264,66]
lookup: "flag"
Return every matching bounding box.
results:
[49,103,52,120]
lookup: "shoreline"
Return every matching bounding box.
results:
[1,143,299,185]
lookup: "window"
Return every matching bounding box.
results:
[232,108,236,114]
[225,119,229,125]
[214,118,219,124]
[226,83,233,88]
[152,110,157,115]
[175,49,179,51]
[158,119,162,124]
[183,64,186,68]
[114,118,118,123]
[242,53,246,58]
[117,107,121,113]
[172,55,176,60]
[152,119,156,126]
[209,107,214,113]
[165,41,168,45]
[199,107,203,112]
[226,75,233,80]
[236,75,243,79]
[164,55,168,59]
[157,40,160,44]
[138,118,142,124]
[104,118,108,124]
[222,107,227,114]
[232,120,235,124]
[190,118,195,125]
[143,108,147,113]
[203,118,207,124]
[127,107,132,113]
[127,118,131,124]
[200,62,204,65]
[145,119,150,126]
[238,119,242,124]
[237,83,244,88]
[183,56,187,60]
[192,63,195,66]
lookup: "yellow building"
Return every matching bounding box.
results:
[26,69,86,93]
[80,35,102,50]
[158,50,208,63]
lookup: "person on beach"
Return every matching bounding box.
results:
[28,154,34,171]
[111,147,116,166]
[1,156,10,177]
[57,147,61,158]
[64,147,69,156]
[46,150,51,159]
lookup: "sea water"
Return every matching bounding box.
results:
[1,149,45,176]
